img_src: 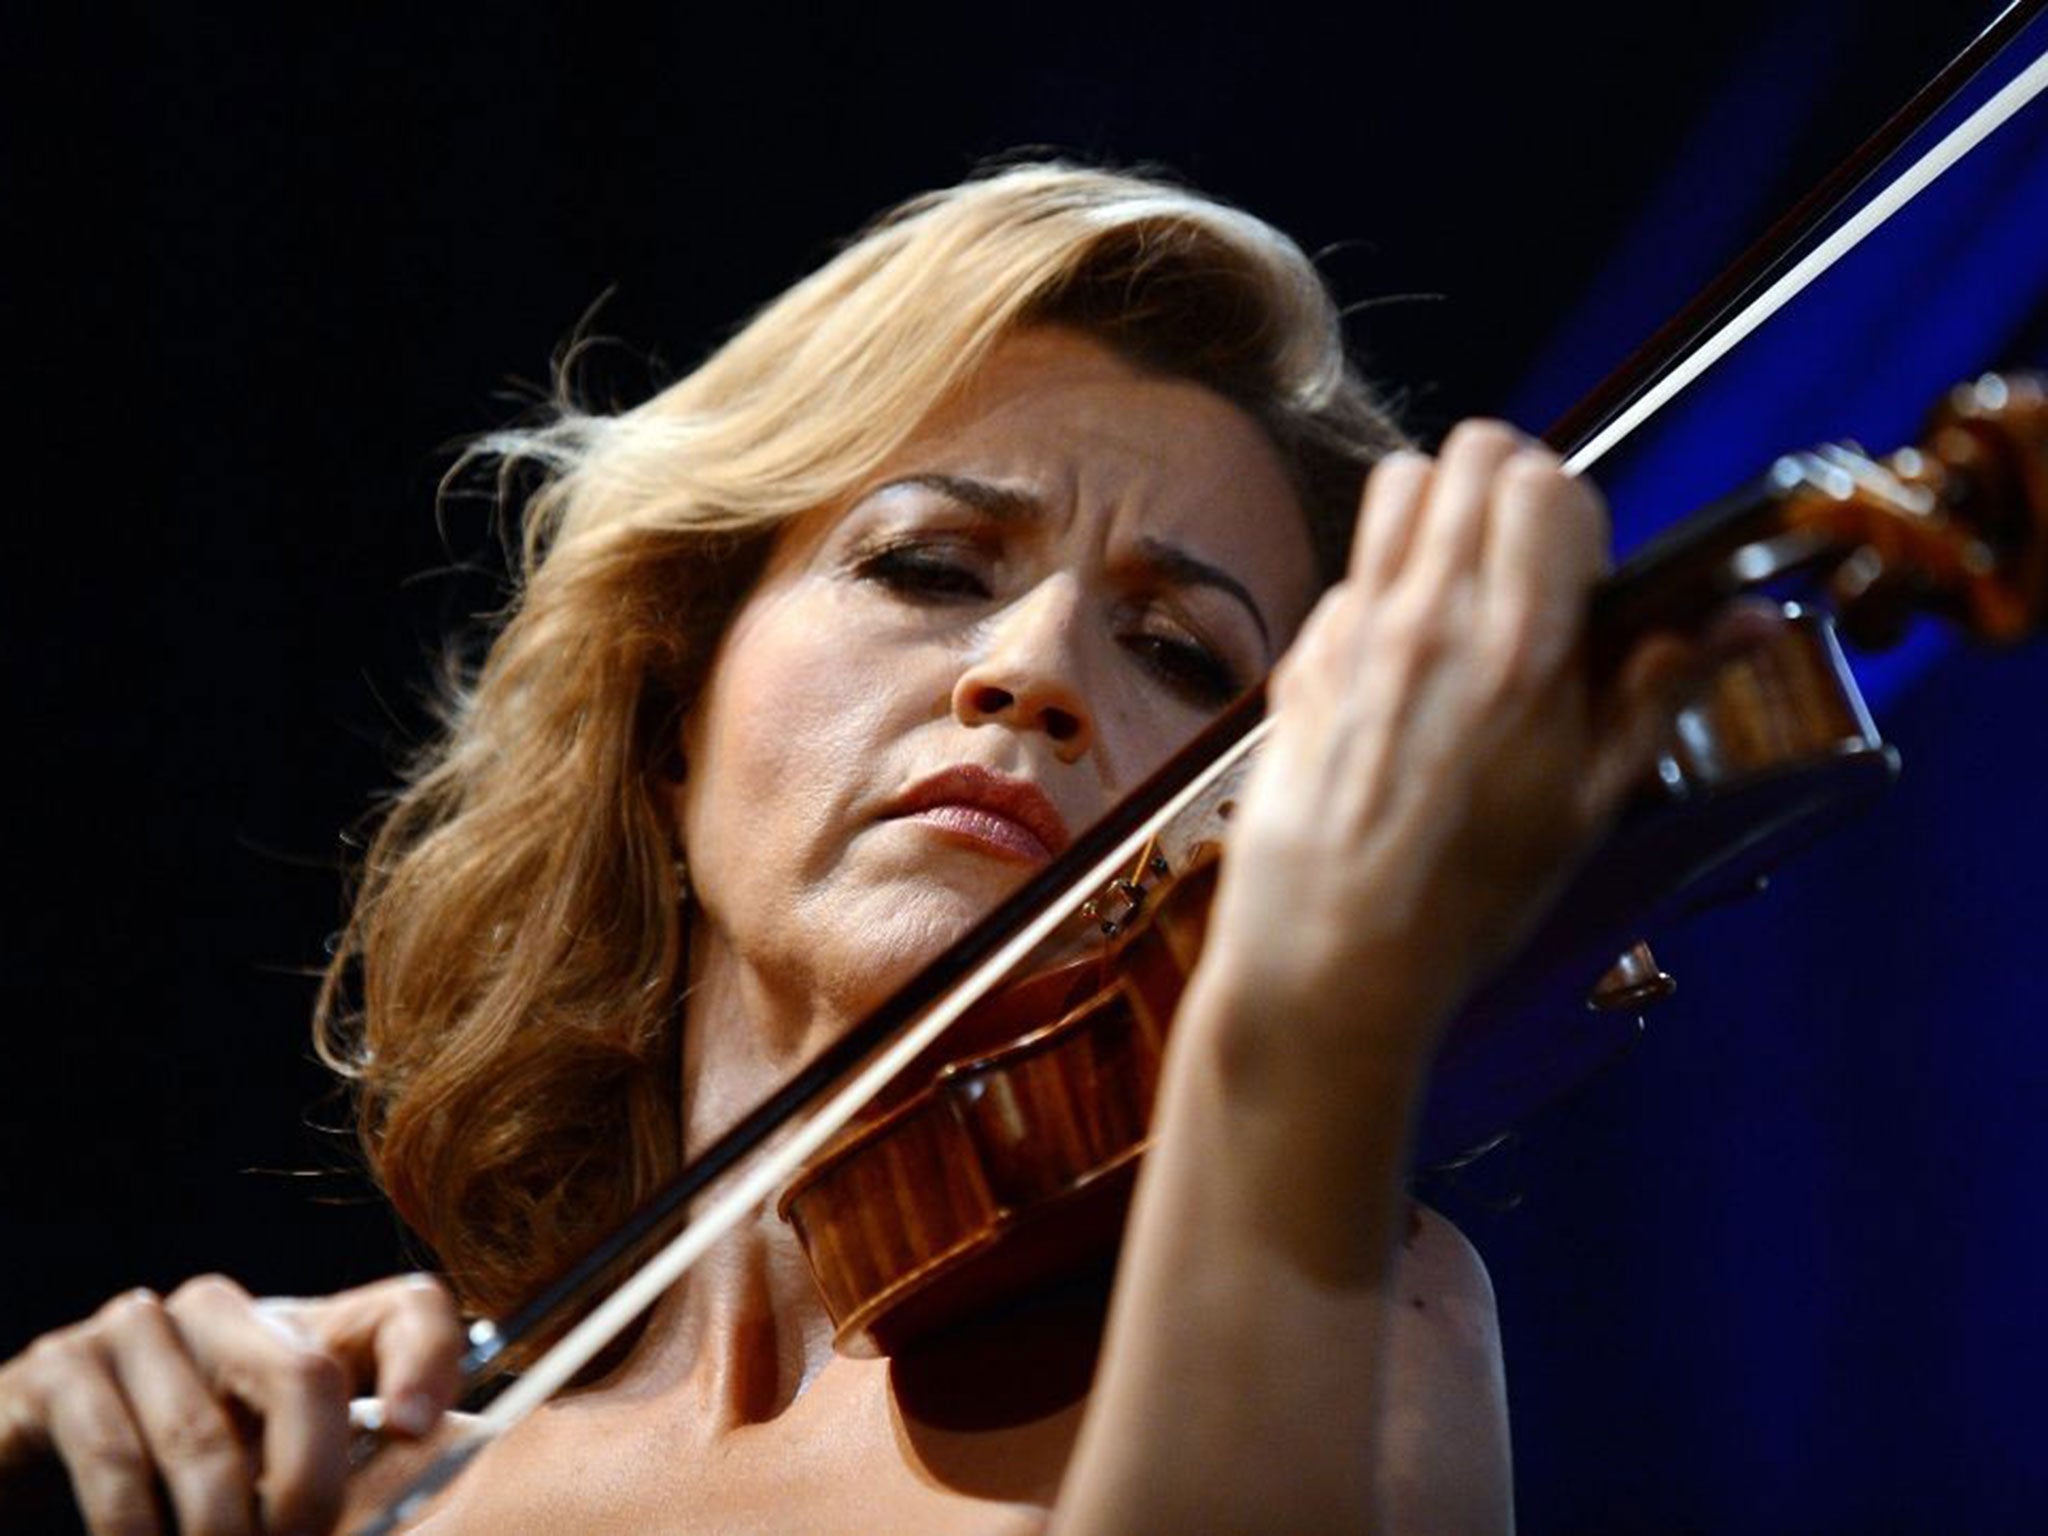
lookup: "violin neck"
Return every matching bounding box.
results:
[1591,471,1799,650]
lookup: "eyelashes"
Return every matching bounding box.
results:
[1120,631,1243,707]
[849,535,1248,709]
[851,538,993,601]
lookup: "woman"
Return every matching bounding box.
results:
[0,163,1694,1534]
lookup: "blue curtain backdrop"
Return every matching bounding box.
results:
[1449,15,2048,1531]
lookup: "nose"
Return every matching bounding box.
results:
[951,581,1095,765]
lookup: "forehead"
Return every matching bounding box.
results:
[903,328,1286,509]
[860,328,1319,609]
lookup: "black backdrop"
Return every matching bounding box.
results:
[5,3,2046,1531]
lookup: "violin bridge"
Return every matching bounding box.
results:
[1080,840,1174,939]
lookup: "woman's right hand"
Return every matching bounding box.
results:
[0,1272,462,1536]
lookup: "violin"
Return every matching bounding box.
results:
[779,372,2048,1357]
[350,12,2048,1529]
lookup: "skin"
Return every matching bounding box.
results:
[0,328,1692,1534]
[671,328,1322,1153]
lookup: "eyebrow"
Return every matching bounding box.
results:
[874,472,1275,654]
[880,472,1043,521]
[1133,537,1272,654]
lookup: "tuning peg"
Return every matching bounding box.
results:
[1588,940,1677,1012]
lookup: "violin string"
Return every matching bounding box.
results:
[1565,44,2048,478]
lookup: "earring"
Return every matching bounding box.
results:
[673,849,691,905]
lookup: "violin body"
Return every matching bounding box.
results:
[781,858,1216,1355]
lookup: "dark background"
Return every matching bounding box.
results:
[5,3,2046,1531]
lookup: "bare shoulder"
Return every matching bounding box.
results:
[1382,1204,1514,1534]
[1396,1203,1500,1342]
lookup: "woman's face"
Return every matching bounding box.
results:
[675,328,1321,1046]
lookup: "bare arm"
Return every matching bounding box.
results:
[1056,956,1510,1534]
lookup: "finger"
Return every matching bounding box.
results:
[1579,632,1698,823]
[1349,448,1434,590]
[165,1275,349,1536]
[1477,449,1605,688]
[1586,600,1782,816]
[1696,594,1791,660]
[292,1274,463,1438]
[1269,573,1365,705]
[1391,420,1524,604]
[98,1288,256,1536]
[30,1325,162,1536]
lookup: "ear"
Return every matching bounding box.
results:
[658,751,688,849]
[652,698,691,842]
[653,761,693,909]
[646,724,689,874]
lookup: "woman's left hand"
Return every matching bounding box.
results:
[1203,420,1694,1077]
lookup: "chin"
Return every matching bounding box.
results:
[822,875,1014,1015]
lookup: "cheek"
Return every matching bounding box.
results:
[676,589,997,1014]
[1087,666,1219,799]
[680,588,924,888]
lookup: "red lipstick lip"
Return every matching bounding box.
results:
[885,765,1073,863]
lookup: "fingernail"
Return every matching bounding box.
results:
[390,1390,439,1436]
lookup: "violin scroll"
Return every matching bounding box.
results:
[1598,372,2048,653]
[1796,372,2048,648]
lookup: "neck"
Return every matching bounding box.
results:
[617,916,850,1424]
[610,1205,836,1428]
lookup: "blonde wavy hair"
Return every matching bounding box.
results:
[315,162,1408,1324]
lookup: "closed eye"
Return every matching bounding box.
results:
[1121,627,1243,709]
[852,540,993,602]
